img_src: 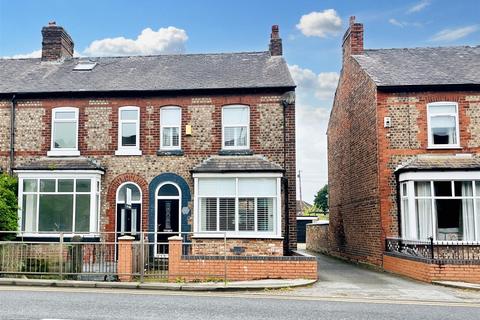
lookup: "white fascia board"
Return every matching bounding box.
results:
[193,172,283,178]
[399,170,480,181]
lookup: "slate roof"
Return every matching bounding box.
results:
[0,52,294,94]
[353,46,480,87]
[14,157,105,172]
[395,155,480,173]
[191,156,284,173]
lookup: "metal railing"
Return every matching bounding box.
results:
[0,231,228,282]
[385,237,480,262]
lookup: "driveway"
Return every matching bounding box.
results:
[285,251,480,303]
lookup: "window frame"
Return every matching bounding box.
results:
[115,106,142,156]
[47,107,80,157]
[193,173,282,238]
[16,171,102,237]
[399,171,480,244]
[160,106,182,151]
[427,102,460,149]
[221,105,250,150]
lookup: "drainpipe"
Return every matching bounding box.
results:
[282,100,289,254]
[281,91,295,254]
[9,94,16,175]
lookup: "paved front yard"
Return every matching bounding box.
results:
[284,251,480,303]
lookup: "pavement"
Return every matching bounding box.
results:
[280,250,480,303]
[0,277,315,291]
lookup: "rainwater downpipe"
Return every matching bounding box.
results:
[281,94,291,254]
[9,94,16,175]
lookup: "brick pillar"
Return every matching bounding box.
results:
[168,236,183,282]
[117,236,134,282]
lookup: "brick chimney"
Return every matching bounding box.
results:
[342,16,363,59]
[41,21,74,61]
[269,25,282,56]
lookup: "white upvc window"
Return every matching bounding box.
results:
[47,107,80,157]
[193,173,282,238]
[17,171,102,236]
[399,171,480,243]
[427,102,460,149]
[222,105,250,149]
[116,106,141,155]
[160,106,181,150]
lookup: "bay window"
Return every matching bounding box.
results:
[18,173,101,235]
[427,102,460,148]
[194,175,281,237]
[222,105,249,149]
[116,106,141,155]
[400,171,480,242]
[48,107,80,156]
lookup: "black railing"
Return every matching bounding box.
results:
[385,237,480,262]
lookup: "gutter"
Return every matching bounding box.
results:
[9,94,16,175]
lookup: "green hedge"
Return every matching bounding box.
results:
[0,174,18,239]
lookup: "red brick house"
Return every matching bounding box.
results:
[327,17,480,283]
[0,22,298,256]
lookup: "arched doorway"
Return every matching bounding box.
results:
[155,182,181,256]
[116,182,142,240]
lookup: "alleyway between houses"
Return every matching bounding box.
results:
[276,251,480,303]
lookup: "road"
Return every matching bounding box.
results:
[0,286,479,320]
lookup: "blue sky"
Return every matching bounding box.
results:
[1,0,479,202]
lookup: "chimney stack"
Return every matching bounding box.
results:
[269,25,283,56]
[342,16,364,59]
[41,21,74,61]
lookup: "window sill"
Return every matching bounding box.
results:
[157,149,184,156]
[47,150,80,157]
[426,146,462,150]
[17,233,101,240]
[115,149,142,156]
[191,234,283,240]
[218,149,253,156]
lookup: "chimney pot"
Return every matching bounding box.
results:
[269,25,283,56]
[342,16,364,59]
[41,22,74,61]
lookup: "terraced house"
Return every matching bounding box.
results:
[0,22,299,263]
[326,17,480,283]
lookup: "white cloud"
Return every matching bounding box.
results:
[289,64,338,202]
[407,0,430,13]
[296,9,343,38]
[389,18,404,27]
[289,64,339,100]
[431,25,478,42]
[83,26,188,56]
[2,49,41,59]
[388,18,423,28]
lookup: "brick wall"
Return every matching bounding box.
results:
[191,238,283,256]
[383,254,480,284]
[327,54,381,265]
[168,237,316,282]
[306,223,329,253]
[377,92,480,243]
[0,91,297,252]
[329,57,480,267]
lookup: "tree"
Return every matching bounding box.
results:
[0,174,18,239]
[314,184,328,213]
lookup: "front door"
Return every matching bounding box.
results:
[156,199,179,256]
[116,203,141,240]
